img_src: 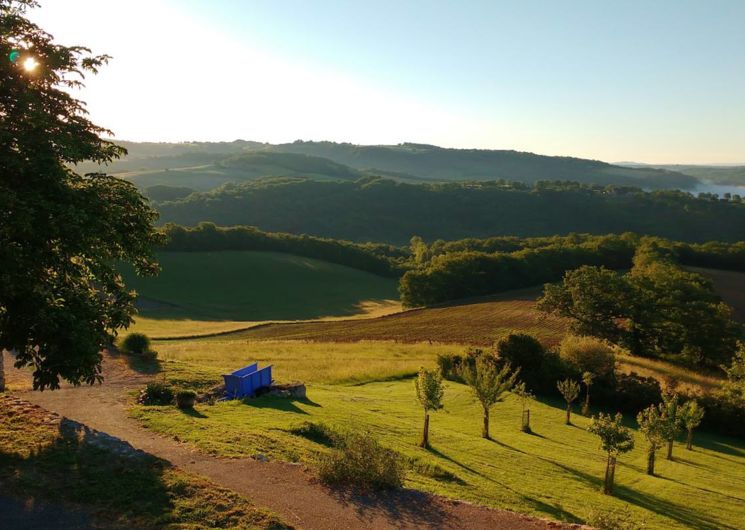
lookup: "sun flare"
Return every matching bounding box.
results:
[22,57,39,72]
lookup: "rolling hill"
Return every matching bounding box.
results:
[76,139,698,191]
[121,250,399,321]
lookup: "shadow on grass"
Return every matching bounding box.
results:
[179,407,208,419]
[0,419,174,527]
[614,484,725,530]
[108,349,162,375]
[329,487,454,528]
[426,445,580,523]
[241,396,321,415]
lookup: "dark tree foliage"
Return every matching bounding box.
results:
[160,222,407,277]
[152,177,745,245]
[538,242,741,368]
[0,1,162,389]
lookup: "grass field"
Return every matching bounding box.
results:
[132,342,745,530]
[0,394,287,529]
[120,251,398,322]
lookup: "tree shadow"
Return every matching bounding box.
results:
[107,348,162,375]
[240,395,320,415]
[614,484,725,530]
[0,419,175,527]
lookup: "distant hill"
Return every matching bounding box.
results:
[153,177,745,244]
[625,164,745,187]
[75,140,697,191]
[262,141,696,188]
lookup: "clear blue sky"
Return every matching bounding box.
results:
[33,0,745,163]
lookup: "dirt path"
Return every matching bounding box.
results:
[3,352,584,530]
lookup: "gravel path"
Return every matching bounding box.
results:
[3,352,587,530]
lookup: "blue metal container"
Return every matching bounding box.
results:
[223,363,273,398]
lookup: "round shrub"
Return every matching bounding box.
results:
[139,382,175,405]
[176,390,197,409]
[496,333,545,374]
[559,335,615,378]
[319,430,405,490]
[120,333,151,356]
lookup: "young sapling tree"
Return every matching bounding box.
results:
[679,400,705,450]
[414,368,444,448]
[588,412,635,494]
[637,404,666,475]
[513,381,535,433]
[581,371,595,416]
[557,378,581,425]
[460,358,519,439]
[660,392,683,460]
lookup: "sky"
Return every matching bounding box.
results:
[29,0,745,164]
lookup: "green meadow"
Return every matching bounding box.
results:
[121,251,399,322]
[132,340,745,530]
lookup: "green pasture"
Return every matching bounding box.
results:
[121,251,398,322]
[132,340,745,530]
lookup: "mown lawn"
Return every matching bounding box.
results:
[133,341,744,530]
[120,251,399,321]
[0,394,288,529]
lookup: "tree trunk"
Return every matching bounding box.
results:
[565,404,572,425]
[420,412,430,448]
[646,446,656,475]
[667,439,674,460]
[522,409,531,432]
[608,456,616,493]
[686,429,693,450]
[482,406,490,439]
[0,350,5,392]
[603,454,616,494]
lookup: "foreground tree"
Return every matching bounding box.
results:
[414,368,444,448]
[557,378,581,425]
[460,358,519,439]
[679,400,705,450]
[637,404,666,475]
[588,413,635,494]
[0,1,162,389]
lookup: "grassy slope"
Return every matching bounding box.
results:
[224,288,568,346]
[0,394,288,529]
[121,251,398,322]
[132,350,745,529]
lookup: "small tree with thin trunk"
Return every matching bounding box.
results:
[588,413,634,495]
[513,381,534,433]
[581,371,595,416]
[637,404,666,475]
[557,379,581,425]
[415,368,444,448]
[679,400,705,450]
[660,392,682,460]
[460,358,519,439]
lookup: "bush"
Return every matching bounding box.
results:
[139,382,175,405]
[586,505,646,529]
[496,333,545,373]
[559,335,616,378]
[120,333,151,356]
[693,392,745,439]
[175,390,197,409]
[437,348,499,382]
[318,430,405,490]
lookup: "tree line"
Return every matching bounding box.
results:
[151,177,745,245]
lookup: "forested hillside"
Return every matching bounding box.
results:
[76,139,697,190]
[153,177,745,244]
